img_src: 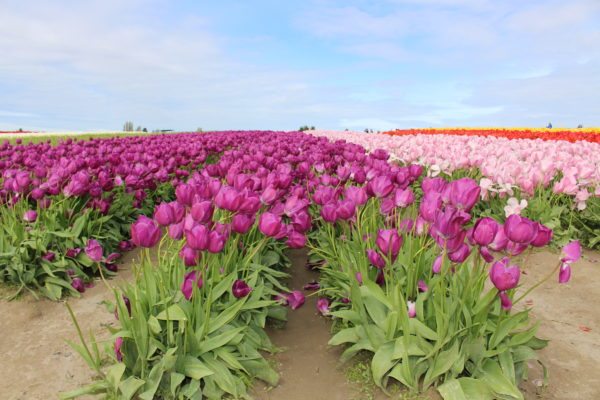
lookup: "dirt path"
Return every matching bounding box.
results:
[0,249,599,400]
[0,250,140,400]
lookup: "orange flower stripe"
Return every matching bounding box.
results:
[382,128,600,143]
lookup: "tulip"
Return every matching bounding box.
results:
[417,280,428,292]
[232,279,252,298]
[344,186,368,206]
[448,178,481,212]
[181,270,203,300]
[41,251,55,262]
[432,255,443,274]
[207,230,226,253]
[286,290,305,310]
[215,186,242,212]
[175,184,195,206]
[366,249,385,269]
[561,240,581,263]
[66,248,81,258]
[376,229,402,261]
[336,199,357,220]
[191,201,214,224]
[258,212,283,237]
[154,202,175,226]
[488,226,508,252]
[71,277,85,293]
[168,221,184,240]
[179,246,200,267]
[367,175,394,198]
[355,272,363,285]
[504,214,538,244]
[303,281,320,291]
[260,185,279,205]
[291,211,312,233]
[531,224,553,247]
[284,195,309,217]
[472,217,499,246]
[118,240,134,252]
[407,301,416,318]
[499,291,512,311]
[394,188,415,208]
[114,337,124,362]
[558,263,572,284]
[448,243,471,263]
[85,239,103,262]
[489,257,521,291]
[479,246,494,263]
[320,203,338,223]
[419,192,442,222]
[286,230,307,249]
[185,224,210,250]
[131,216,161,248]
[232,213,255,234]
[317,298,330,315]
[23,210,37,223]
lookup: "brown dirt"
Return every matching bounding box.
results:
[0,249,599,400]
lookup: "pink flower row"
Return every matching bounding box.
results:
[311,130,600,205]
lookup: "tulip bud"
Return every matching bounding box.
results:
[375,229,402,261]
[131,216,161,248]
[366,249,385,269]
[23,210,37,223]
[85,239,103,262]
[432,255,443,274]
[179,246,200,267]
[232,279,252,298]
[407,301,416,318]
[181,270,203,300]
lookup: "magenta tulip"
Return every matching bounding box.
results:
[71,277,85,293]
[154,202,175,226]
[207,230,226,253]
[131,216,161,248]
[561,240,581,263]
[181,270,203,300]
[499,291,512,311]
[472,217,499,246]
[215,186,242,212]
[368,175,394,198]
[179,246,200,267]
[303,281,320,291]
[23,210,37,223]
[114,337,123,362]
[375,229,402,260]
[448,178,481,212]
[258,212,283,237]
[191,200,214,224]
[185,224,210,251]
[558,263,572,284]
[168,221,184,240]
[344,186,368,206]
[232,213,255,234]
[232,279,252,298]
[531,224,553,247]
[286,290,305,310]
[85,239,103,262]
[489,257,521,291]
[366,249,385,269]
[394,188,415,208]
[320,203,338,223]
[286,230,307,249]
[504,214,539,244]
[432,255,443,274]
[317,298,330,315]
[417,280,428,292]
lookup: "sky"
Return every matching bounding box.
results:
[0,0,599,131]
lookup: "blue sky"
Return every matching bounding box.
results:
[0,0,598,131]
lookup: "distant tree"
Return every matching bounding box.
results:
[310,126,315,130]
[196,127,203,132]
[546,122,553,129]
[577,124,583,128]
[142,127,148,132]
[364,128,369,133]
[18,128,23,132]
[345,128,349,131]
[123,121,134,132]
[136,126,142,132]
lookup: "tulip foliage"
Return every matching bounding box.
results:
[309,175,574,399]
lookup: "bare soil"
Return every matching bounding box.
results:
[1,249,599,400]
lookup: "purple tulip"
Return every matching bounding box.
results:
[488,226,508,252]
[181,270,203,300]
[407,301,416,318]
[499,291,512,311]
[504,214,539,244]
[419,192,442,223]
[448,243,471,263]
[448,178,481,212]
[472,217,499,247]
[232,213,255,234]
[260,185,279,205]
[303,281,320,291]
[367,175,394,198]
[71,277,85,293]
[168,221,185,240]
[422,177,447,194]
[286,230,307,249]
[179,246,200,267]
[215,186,242,212]
[42,251,55,262]
[417,280,428,292]
[530,223,553,247]
[23,210,37,223]
[232,279,252,298]
[320,203,338,223]
[85,239,103,262]
[291,211,312,233]
[489,257,521,291]
[66,248,81,258]
[131,216,161,248]
[558,263,572,284]
[366,249,385,269]
[207,230,226,253]
[185,224,210,250]
[375,229,402,261]
[399,218,414,233]
[506,240,528,256]
[258,212,283,237]
[355,272,363,285]
[336,199,357,220]
[286,290,305,310]
[118,240,134,252]
[154,202,175,226]
[317,298,330,315]
[432,255,443,274]
[175,184,195,206]
[394,188,415,208]
[561,240,581,263]
[344,186,368,206]
[284,195,309,217]
[114,337,123,362]
[191,201,214,224]
[479,246,494,263]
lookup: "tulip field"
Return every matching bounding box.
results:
[0,129,599,400]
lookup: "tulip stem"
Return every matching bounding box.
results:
[513,260,561,305]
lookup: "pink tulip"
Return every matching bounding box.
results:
[489,257,520,291]
[286,290,305,310]
[317,298,330,315]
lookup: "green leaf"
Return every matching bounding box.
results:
[409,318,438,341]
[481,360,524,400]
[438,378,493,400]
[423,341,460,388]
[489,311,528,349]
[183,356,214,380]
[328,327,359,346]
[170,372,186,396]
[106,363,126,389]
[118,376,145,400]
[156,304,188,321]
[198,327,245,354]
[371,342,395,389]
